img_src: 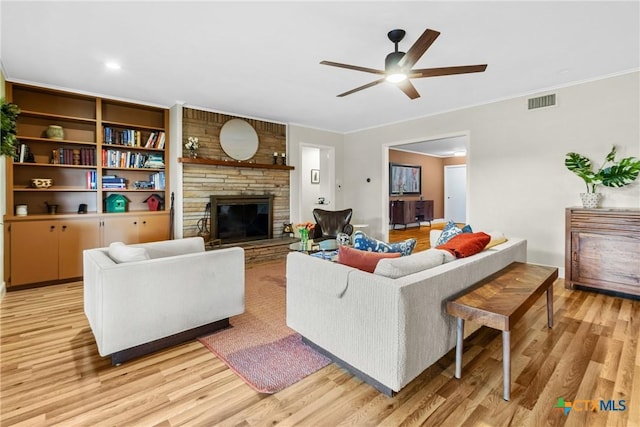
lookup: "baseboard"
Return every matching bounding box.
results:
[110,318,230,365]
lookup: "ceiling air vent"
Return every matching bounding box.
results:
[528,94,556,110]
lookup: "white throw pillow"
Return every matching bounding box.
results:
[374,248,446,279]
[108,242,150,263]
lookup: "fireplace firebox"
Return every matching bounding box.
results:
[210,195,274,243]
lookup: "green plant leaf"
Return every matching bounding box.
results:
[600,157,640,188]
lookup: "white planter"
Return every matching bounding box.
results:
[580,193,602,209]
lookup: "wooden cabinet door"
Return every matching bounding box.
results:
[101,216,139,245]
[58,218,100,279]
[10,221,58,286]
[572,231,640,295]
[138,214,170,243]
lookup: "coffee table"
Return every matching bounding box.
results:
[446,262,558,401]
[289,239,338,253]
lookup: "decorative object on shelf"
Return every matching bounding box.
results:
[281,152,287,165]
[311,169,320,184]
[143,194,164,211]
[219,119,259,161]
[1,98,20,157]
[185,136,199,158]
[31,178,53,188]
[105,194,129,213]
[15,205,27,216]
[45,202,58,214]
[565,145,640,208]
[77,203,87,214]
[273,152,278,165]
[46,125,64,140]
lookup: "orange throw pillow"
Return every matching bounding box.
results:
[337,246,401,273]
[436,232,491,258]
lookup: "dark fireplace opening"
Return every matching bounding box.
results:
[211,195,274,243]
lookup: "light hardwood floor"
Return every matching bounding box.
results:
[2,256,640,425]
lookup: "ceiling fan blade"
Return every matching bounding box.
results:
[409,64,488,78]
[320,60,385,75]
[396,80,420,100]
[336,78,386,97]
[397,29,440,69]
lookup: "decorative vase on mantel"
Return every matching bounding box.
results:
[580,193,602,209]
[189,150,198,159]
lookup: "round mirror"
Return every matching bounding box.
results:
[219,119,259,161]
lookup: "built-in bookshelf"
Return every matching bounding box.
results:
[5,82,169,217]
[4,82,171,289]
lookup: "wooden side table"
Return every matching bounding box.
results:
[446,262,558,400]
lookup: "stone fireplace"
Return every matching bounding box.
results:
[181,108,290,249]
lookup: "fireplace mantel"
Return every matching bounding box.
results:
[179,157,294,171]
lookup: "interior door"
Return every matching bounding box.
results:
[444,165,467,223]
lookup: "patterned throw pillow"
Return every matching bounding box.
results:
[352,231,417,256]
[434,221,473,246]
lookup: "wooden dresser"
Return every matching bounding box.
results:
[565,207,640,297]
[389,200,434,229]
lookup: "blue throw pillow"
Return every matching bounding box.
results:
[352,231,417,256]
[435,221,473,246]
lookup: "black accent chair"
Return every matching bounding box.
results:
[311,208,354,241]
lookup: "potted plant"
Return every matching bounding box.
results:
[1,98,20,157]
[565,145,640,208]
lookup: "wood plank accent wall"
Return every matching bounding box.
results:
[181,108,289,238]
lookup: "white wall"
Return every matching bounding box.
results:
[338,72,640,273]
[300,146,321,222]
[288,125,344,224]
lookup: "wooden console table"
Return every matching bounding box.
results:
[446,262,558,400]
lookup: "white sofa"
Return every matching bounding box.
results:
[83,237,245,364]
[286,235,526,395]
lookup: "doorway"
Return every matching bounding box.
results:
[299,144,335,223]
[444,165,467,223]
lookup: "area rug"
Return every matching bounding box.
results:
[198,259,331,394]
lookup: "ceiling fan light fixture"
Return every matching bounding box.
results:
[386,72,407,83]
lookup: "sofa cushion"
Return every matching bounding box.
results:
[436,232,491,258]
[338,245,401,273]
[374,248,448,279]
[352,231,417,256]
[434,221,473,246]
[108,242,151,263]
[486,231,508,249]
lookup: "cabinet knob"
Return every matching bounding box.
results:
[143,221,147,225]
[62,225,67,230]
[133,221,137,225]
[50,225,55,231]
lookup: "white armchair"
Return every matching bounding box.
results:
[83,237,244,364]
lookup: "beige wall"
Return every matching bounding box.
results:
[287,72,639,275]
[388,150,468,219]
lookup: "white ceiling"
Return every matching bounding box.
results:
[1,1,639,137]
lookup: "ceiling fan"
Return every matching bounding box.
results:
[320,28,487,99]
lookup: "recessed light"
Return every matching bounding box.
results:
[105,61,121,70]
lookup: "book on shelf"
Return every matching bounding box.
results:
[149,171,165,190]
[143,153,165,169]
[104,127,143,147]
[85,170,97,189]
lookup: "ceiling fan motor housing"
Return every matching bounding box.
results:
[385,51,405,73]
